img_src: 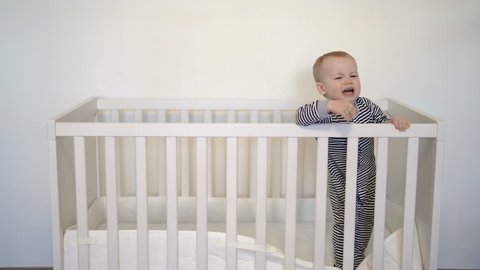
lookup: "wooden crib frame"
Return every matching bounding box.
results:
[48,97,444,270]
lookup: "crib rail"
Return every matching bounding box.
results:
[49,97,444,270]
[54,122,438,138]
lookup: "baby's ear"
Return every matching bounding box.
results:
[316,82,326,96]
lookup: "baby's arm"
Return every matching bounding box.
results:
[326,100,357,121]
[295,100,332,126]
[296,99,358,126]
[366,98,410,131]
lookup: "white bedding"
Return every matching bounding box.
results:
[64,226,334,270]
[65,221,337,269]
[63,197,422,269]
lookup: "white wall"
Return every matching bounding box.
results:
[1,0,479,268]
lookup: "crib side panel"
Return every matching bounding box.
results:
[386,99,443,270]
[385,99,438,124]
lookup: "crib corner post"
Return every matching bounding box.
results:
[427,123,445,270]
[48,137,63,270]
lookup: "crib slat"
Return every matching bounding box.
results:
[226,137,238,270]
[135,110,143,122]
[157,110,167,197]
[157,110,166,123]
[281,138,288,197]
[271,112,285,198]
[136,137,149,270]
[110,109,119,122]
[249,111,259,198]
[105,137,119,270]
[228,110,236,123]
[180,137,190,196]
[402,137,419,270]
[296,138,305,197]
[249,110,258,123]
[204,109,213,123]
[110,111,122,197]
[344,137,358,270]
[373,137,389,270]
[285,138,298,270]
[269,110,287,198]
[249,138,257,198]
[158,137,167,196]
[181,109,189,123]
[166,137,179,270]
[110,110,122,195]
[256,137,267,270]
[207,138,213,197]
[204,110,213,197]
[196,137,208,270]
[181,110,190,196]
[237,138,249,197]
[314,138,328,270]
[74,137,90,270]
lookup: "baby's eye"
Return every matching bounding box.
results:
[350,74,358,78]
[334,76,342,80]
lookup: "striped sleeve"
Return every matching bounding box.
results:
[295,100,332,126]
[359,97,391,123]
[371,101,391,123]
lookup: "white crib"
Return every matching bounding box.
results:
[48,97,444,270]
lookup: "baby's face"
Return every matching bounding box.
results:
[316,56,361,101]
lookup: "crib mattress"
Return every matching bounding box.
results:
[63,197,422,270]
[65,222,334,270]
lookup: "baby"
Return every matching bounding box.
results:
[296,51,409,269]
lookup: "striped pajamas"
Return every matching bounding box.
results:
[296,97,390,269]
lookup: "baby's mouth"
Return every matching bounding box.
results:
[342,87,355,95]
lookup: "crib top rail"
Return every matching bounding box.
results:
[53,122,437,138]
[49,97,442,139]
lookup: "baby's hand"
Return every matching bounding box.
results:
[390,117,410,132]
[327,100,357,121]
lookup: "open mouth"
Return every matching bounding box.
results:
[342,87,355,95]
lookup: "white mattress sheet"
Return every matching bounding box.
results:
[64,197,422,269]
[98,221,336,264]
[65,221,417,270]
[64,221,338,270]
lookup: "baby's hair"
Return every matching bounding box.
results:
[313,51,355,82]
